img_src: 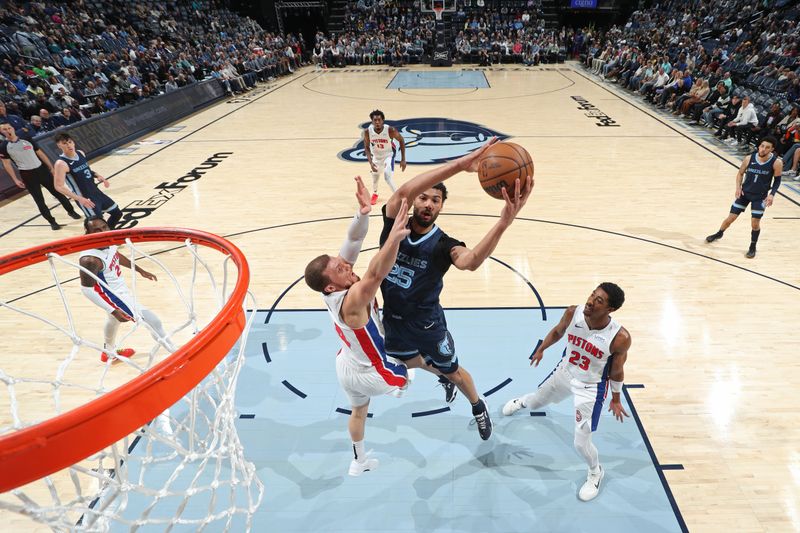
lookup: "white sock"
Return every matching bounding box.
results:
[384,173,397,192]
[371,172,380,193]
[352,440,365,462]
[104,315,120,350]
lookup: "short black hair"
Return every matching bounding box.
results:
[54,132,72,143]
[598,282,625,310]
[760,135,778,149]
[432,182,448,202]
[369,109,384,120]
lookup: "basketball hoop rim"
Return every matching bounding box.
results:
[0,227,250,493]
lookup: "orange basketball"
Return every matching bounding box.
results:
[477,142,534,199]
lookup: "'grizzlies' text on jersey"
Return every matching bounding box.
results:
[381,226,447,320]
[563,305,622,384]
[60,150,99,197]
[742,151,776,197]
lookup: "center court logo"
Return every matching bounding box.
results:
[338,118,509,165]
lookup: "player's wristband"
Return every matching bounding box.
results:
[81,286,116,314]
[610,380,623,394]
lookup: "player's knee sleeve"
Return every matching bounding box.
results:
[521,390,545,410]
[574,419,599,469]
[104,315,120,347]
[574,420,591,450]
[140,309,170,345]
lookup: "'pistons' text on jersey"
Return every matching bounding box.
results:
[563,305,622,384]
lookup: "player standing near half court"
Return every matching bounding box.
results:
[705,136,782,258]
[502,283,631,502]
[79,217,175,363]
[363,109,406,205]
[0,121,81,230]
[304,177,414,476]
[53,133,124,229]
[380,138,533,441]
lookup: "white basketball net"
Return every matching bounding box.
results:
[0,236,263,531]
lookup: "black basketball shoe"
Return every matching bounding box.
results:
[439,377,458,403]
[473,399,492,440]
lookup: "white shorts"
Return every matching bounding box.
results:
[336,354,403,407]
[533,361,608,432]
[371,155,395,178]
[102,287,149,321]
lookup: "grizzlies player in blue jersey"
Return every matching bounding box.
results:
[379,138,534,440]
[706,136,782,258]
[53,132,123,229]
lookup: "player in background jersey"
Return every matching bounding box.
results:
[705,136,782,258]
[502,283,631,502]
[363,110,406,205]
[380,137,533,441]
[79,217,175,363]
[52,133,123,229]
[304,177,417,476]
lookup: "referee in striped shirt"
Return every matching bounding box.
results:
[0,121,80,230]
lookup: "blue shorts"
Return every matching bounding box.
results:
[730,194,765,218]
[383,314,459,374]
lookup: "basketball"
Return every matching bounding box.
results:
[477,142,534,199]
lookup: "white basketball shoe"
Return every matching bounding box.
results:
[502,398,525,416]
[348,457,379,477]
[578,465,604,501]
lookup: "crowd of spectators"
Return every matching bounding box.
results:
[313,0,564,68]
[575,0,800,179]
[0,0,304,140]
[452,2,564,65]
[311,0,435,67]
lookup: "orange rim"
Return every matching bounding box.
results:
[0,228,250,493]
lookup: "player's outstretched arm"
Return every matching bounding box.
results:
[530,306,575,367]
[385,137,498,219]
[608,327,631,422]
[449,175,533,271]
[117,254,158,281]
[343,199,410,325]
[339,176,372,264]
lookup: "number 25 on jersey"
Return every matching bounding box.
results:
[386,264,415,289]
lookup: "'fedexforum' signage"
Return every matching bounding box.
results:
[571,96,620,127]
[116,152,233,229]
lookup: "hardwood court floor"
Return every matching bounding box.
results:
[1,64,799,532]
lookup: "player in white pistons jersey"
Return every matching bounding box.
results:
[502,283,632,502]
[323,292,407,390]
[305,177,413,476]
[363,109,406,206]
[78,217,175,363]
